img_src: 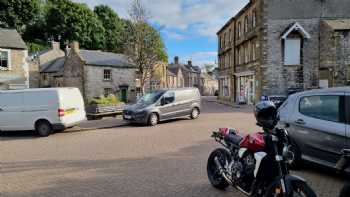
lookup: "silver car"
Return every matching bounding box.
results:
[123,88,201,126]
[278,87,350,170]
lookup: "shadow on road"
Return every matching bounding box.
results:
[1,141,344,197]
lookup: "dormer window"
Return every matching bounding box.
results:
[0,49,10,70]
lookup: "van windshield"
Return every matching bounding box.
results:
[138,91,165,105]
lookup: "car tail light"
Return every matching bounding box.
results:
[58,108,65,117]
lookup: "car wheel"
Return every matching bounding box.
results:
[36,120,53,137]
[191,108,200,119]
[148,113,158,126]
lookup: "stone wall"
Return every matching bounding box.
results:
[84,65,137,102]
[320,22,350,87]
[0,49,28,89]
[62,50,85,97]
[263,18,320,95]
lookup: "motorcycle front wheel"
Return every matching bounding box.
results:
[264,181,317,197]
[207,148,231,190]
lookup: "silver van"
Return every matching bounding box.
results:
[123,88,201,126]
[278,87,350,169]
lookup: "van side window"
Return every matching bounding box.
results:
[299,95,340,122]
[163,92,175,105]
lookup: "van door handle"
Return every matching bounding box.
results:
[295,119,305,125]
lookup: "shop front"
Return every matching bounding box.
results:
[235,71,255,105]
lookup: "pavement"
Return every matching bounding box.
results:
[0,97,345,197]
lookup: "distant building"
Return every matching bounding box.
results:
[40,42,137,103]
[200,72,218,96]
[218,0,350,105]
[167,66,184,88]
[0,29,29,90]
[168,56,201,89]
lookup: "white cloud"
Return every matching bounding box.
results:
[183,51,218,67]
[73,0,249,38]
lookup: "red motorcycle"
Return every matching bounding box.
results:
[207,127,317,197]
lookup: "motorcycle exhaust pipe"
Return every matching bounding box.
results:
[214,157,233,185]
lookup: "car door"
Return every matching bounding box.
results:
[158,91,176,120]
[289,93,346,165]
[0,92,24,131]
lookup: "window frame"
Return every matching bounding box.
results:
[103,87,113,97]
[298,95,346,123]
[103,69,112,81]
[0,48,11,70]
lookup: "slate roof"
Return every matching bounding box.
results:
[0,29,27,49]
[79,50,134,68]
[41,57,65,73]
[169,63,201,74]
[323,19,350,30]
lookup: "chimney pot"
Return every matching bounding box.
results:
[188,60,192,66]
[174,56,179,64]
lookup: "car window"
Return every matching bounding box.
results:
[163,91,175,105]
[299,95,340,122]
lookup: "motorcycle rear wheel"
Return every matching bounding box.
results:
[264,181,317,197]
[207,148,231,190]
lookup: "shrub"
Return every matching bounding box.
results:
[89,95,123,106]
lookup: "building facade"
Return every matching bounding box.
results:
[217,17,235,103]
[40,42,137,103]
[168,56,201,90]
[218,0,350,105]
[0,29,29,90]
[167,66,184,88]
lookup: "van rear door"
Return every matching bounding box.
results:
[58,88,86,125]
[0,92,24,131]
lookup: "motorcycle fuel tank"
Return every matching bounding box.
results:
[240,132,265,152]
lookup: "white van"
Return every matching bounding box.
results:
[0,88,86,136]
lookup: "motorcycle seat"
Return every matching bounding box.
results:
[225,133,243,145]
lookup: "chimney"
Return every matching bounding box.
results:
[174,56,179,64]
[51,41,60,50]
[70,41,79,53]
[188,60,192,66]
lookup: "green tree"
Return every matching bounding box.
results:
[45,0,105,49]
[125,0,168,93]
[94,5,124,52]
[0,0,42,33]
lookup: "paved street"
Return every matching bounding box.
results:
[0,97,344,197]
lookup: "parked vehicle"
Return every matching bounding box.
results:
[123,88,201,126]
[336,149,350,197]
[207,102,316,196]
[278,87,350,169]
[0,88,86,137]
[268,95,287,109]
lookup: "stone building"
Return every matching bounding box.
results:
[40,42,137,103]
[168,56,201,89]
[167,66,184,88]
[0,29,29,90]
[200,72,218,96]
[218,0,350,105]
[217,17,235,103]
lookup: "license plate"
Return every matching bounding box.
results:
[124,115,131,119]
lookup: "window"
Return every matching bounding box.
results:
[0,50,9,69]
[299,95,341,122]
[284,38,301,65]
[237,22,242,38]
[103,69,112,81]
[104,88,113,97]
[252,10,257,28]
[347,65,350,81]
[162,91,175,105]
[252,41,256,61]
[244,16,249,33]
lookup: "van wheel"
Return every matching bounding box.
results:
[191,108,200,119]
[36,120,53,137]
[148,113,158,126]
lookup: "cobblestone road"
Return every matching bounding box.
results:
[0,97,344,197]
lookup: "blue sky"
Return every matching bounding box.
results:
[73,0,249,67]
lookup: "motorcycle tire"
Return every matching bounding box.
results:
[207,148,231,190]
[264,181,317,197]
[339,182,350,197]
